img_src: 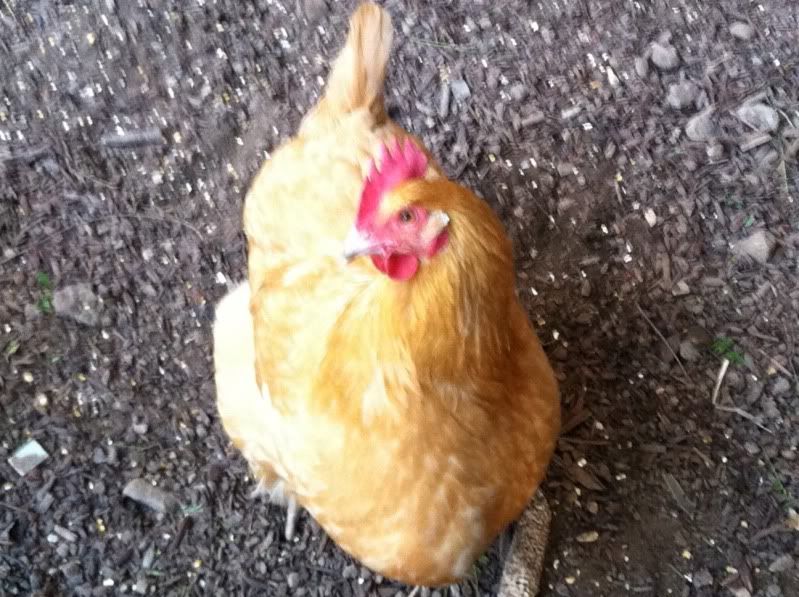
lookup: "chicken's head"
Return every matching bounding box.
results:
[343,138,450,281]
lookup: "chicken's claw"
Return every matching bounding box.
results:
[284,494,298,541]
[248,477,300,541]
[497,490,551,597]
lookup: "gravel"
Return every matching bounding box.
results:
[2,1,798,596]
[650,42,680,70]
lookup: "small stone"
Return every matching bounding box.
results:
[556,162,574,177]
[132,574,148,595]
[132,415,149,435]
[509,83,527,102]
[576,530,599,543]
[54,525,78,542]
[743,441,760,455]
[692,568,713,588]
[644,208,657,227]
[286,572,300,589]
[634,56,649,78]
[685,108,717,141]
[53,283,101,326]
[450,79,470,103]
[771,377,791,396]
[769,554,794,572]
[8,439,49,476]
[666,81,699,110]
[707,143,724,160]
[521,110,546,127]
[560,105,582,120]
[122,478,178,514]
[93,447,106,464]
[729,22,755,40]
[651,42,680,70]
[672,280,690,296]
[437,80,450,119]
[606,67,620,87]
[732,229,775,264]
[679,340,700,362]
[735,103,779,133]
[342,564,358,579]
[586,501,599,514]
[788,508,799,530]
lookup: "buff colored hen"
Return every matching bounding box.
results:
[213,2,560,590]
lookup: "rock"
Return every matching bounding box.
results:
[679,340,700,362]
[54,525,77,542]
[53,283,101,326]
[437,80,450,119]
[634,56,649,78]
[122,478,178,514]
[561,105,582,120]
[685,108,717,141]
[644,208,657,227]
[286,572,300,589]
[692,568,713,588]
[769,554,795,573]
[521,110,546,127]
[743,441,760,455]
[672,280,690,296]
[509,83,528,102]
[735,103,779,132]
[556,162,574,177]
[8,439,49,476]
[666,81,699,110]
[729,22,755,40]
[575,530,599,543]
[771,376,791,396]
[651,42,679,70]
[450,79,470,102]
[732,229,775,264]
[707,143,724,160]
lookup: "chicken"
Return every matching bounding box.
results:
[213,2,561,589]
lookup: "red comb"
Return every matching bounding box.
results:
[356,138,428,229]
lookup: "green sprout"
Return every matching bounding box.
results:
[711,337,745,365]
[35,271,53,314]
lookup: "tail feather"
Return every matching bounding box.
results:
[307,2,393,125]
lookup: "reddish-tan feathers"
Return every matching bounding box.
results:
[213,2,560,587]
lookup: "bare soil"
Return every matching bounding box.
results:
[1,1,798,596]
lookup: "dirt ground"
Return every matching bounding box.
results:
[1,0,798,596]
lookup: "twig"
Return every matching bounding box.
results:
[407,36,481,52]
[100,128,165,149]
[715,405,774,434]
[0,212,204,266]
[711,358,774,433]
[758,348,796,380]
[635,303,692,383]
[0,501,33,515]
[711,358,730,406]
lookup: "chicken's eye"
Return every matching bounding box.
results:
[398,208,415,224]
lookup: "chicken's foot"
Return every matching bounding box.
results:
[249,477,300,541]
[496,490,551,597]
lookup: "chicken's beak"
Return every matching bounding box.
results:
[343,226,380,262]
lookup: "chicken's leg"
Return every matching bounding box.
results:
[249,476,301,541]
[496,490,551,597]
